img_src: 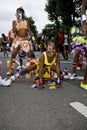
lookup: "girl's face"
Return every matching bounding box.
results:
[47,42,56,57]
[16,10,23,21]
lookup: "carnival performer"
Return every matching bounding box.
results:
[7,7,37,75]
[80,0,87,90]
[17,40,62,90]
[1,33,8,57]
[70,27,86,80]
[63,30,69,60]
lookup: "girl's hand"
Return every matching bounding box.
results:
[56,77,63,88]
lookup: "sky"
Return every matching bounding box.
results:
[0,0,51,36]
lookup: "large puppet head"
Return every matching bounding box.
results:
[16,7,25,21]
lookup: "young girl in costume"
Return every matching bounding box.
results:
[19,40,62,90]
[70,28,86,80]
[6,7,37,75]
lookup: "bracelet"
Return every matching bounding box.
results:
[81,14,86,22]
[56,78,61,85]
[36,78,43,85]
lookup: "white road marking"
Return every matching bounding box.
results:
[70,102,87,118]
[77,76,84,80]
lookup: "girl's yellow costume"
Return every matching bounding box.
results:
[35,52,57,79]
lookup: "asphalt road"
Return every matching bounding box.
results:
[0,51,87,130]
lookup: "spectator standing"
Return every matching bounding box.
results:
[1,33,8,57]
[55,29,65,59]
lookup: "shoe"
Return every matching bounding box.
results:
[10,75,15,82]
[69,73,77,80]
[64,75,69,79]
[6,69,14,75]
[64,73,72,79]
[80,82,87,90]
[31,84,37,88]
[6,75,16,84]
[0,77,11,87]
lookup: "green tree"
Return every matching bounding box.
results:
[25,16,38,38]
[45,0,82,30]
[42,24,58,39]
[45,0,60,28]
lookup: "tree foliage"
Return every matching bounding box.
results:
[42,23,58,39]
[45,0,82,30]
[25,16,38,38]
